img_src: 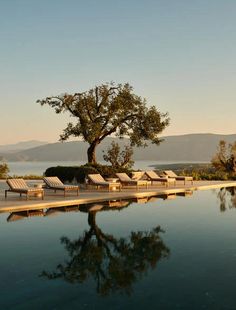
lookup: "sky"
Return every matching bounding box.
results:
[0,0,236,145]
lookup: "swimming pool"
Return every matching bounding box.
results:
[0,187,236,309]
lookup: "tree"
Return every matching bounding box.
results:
[41,209,170,295]
[211,140,236,173]
[0,162,9,178]
[103,141,134,169]
[37,82,169,164]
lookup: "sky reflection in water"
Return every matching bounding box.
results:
[0,188,236,309]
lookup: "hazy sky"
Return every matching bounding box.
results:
[0,0,236,144]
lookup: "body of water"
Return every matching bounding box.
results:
[0,187,236,309]
[6,160,207,176]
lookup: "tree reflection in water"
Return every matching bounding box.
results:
[41,209,170,296]
[217,187,236,212]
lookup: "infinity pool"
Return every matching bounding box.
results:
[0,187,236,309]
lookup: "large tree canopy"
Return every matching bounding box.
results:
[37,82,170,164]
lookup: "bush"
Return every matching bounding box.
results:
[88,163,130,178]
[178,167,235,181]
[44,165,97,183]
[103,141,134,169]
[0,162,9,178]
[10,174,43,180]
[44,164,131,183]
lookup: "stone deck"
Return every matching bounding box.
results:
[0,180,236,213]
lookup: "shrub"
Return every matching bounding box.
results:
[178,168,234,181]
[211,140,236,173]
[44,165,97,183]
[44,164,131,183]
[0,162,9,178]
[103,141,134,169]
[88,163,131,178]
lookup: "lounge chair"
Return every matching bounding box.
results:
[116,173,149,190]
[163,170,193,185]
[43,177,79,196]
[145,170,176,187]
[131,171,145,180]
[5,179,44,200]
[87,174,122,191]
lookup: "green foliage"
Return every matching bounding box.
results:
[10,175,43,180]
[44,165,97,183]
[211,140,236,173]
[174,167,236,181]
[152,162,236,181]
[44,164,131,183]
[38,82,169,163]
[90,163,130,178]
[0,162,9,178]
[103,141,134,169]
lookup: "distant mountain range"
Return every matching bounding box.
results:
[0,140,48,153]
[0,134,235,162]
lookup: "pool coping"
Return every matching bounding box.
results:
[1,180,236,213]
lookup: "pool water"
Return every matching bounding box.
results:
[0,188,236,309]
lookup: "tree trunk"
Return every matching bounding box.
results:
[87,141,99,164]
[88,212,96,227]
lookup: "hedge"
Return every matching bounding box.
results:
[44,164,131,183]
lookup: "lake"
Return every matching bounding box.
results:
[6,160,206,176]
[0,187,236,309]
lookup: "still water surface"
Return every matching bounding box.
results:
[0,188,236,309]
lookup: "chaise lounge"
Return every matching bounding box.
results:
[163,170,193,185]
[145,170,176,187]
[116,173,149,190]
[43,177,79,196]
[5,179,44,200]
[131,171,145,180]
[87,174,122,191]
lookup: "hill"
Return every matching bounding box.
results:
[0,134,236,162]
[0,140,48,153]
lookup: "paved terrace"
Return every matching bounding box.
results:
[0,180,236,213]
